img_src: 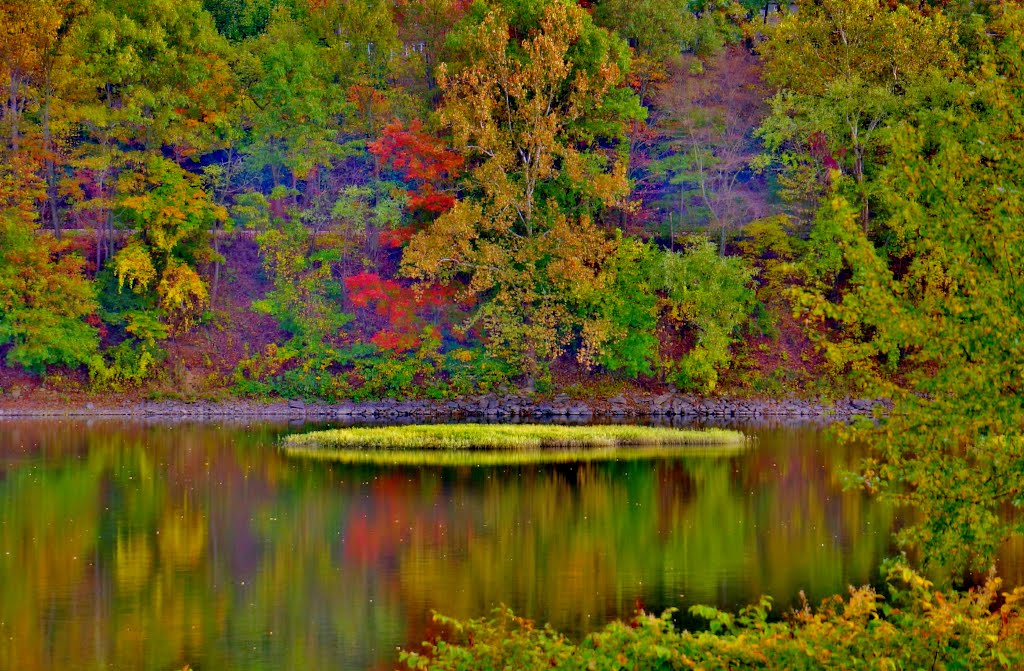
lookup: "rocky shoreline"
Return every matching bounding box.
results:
[0,394,889,421]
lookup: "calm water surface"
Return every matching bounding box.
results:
[0,419,1018,670]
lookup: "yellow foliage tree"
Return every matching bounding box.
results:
[113,154,226,332]
[401,0,643,378]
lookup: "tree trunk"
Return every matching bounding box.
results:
[855,149,869,233]
[8,73,20,154]
[43,85,62,239]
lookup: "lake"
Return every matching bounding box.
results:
[0,419,1018,670]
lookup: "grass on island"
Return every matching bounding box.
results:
[282,424,748,466]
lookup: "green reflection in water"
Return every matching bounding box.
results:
[0,420,1003,671]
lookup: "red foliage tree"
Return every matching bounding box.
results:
[344,271,457,352]
[369,120,463,215]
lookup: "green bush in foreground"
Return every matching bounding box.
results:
[400,567,1024,670]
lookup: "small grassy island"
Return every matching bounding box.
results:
[283,424,747,466]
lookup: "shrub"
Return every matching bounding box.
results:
[401,566,1024,671]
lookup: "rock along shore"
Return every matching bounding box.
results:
[0,394,889,421]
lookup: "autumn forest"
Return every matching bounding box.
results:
[1,0,1024,667]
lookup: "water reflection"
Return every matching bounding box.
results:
[0,420,1010,670]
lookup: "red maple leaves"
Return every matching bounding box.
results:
[345,271,456,351]
[369,120,463,216]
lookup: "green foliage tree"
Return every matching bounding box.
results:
[61,0,234,270]
[0,163,98,373]
[237,9,349,190]
[795,7,1024,573]
[579,237,755,390]
[579,238,660,378]
[68,0,234,152]
[252,214,351,349]
[203,0,278,40]
[654,239,755,391]
[593,0,694,102]
[757,0,961,230]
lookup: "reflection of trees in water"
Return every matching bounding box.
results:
[0,421,952,670]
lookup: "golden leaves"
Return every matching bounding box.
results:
[401,199,483,281]
[762,0,961,96]
[114,241,157,293]
[157,259,209,322]
[401,1,639,373]
[436,0,629,229]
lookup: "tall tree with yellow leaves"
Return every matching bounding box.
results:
[400,0,644,379]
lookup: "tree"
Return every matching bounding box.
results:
[795,8,1024,573]
[393,0,471,94]
[653,239,755,391]
[370,120,463,214]
[112,155,226,333]
[0,157,98,373]
[252,216,352,350]
[344,271,453,353]
[68,0,234,152]
[203,0,277,40]
[303,0,400,89]
[578,237,660,378]
[593,0,694,103]
[757,0,961,230]
[652,47,769,252]
[63,0,234,266]
[238,9,349,193]
[0,0,90,236]
[400,0,644,378]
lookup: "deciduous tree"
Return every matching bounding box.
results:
[758,0,960,230]
[401,0,643,377]
[0,158,98,373]
[796,7,1024,572]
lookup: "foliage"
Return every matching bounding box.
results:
[440,346,514,396]
[580,238,660,377]
[794,7,1024,573]
[0,155,99,374]
[238,9,353,186]
[593,0,695,102]
[344,271,454,352]
[401,0,644,378]
[252,217,352,347]
[91,309,170,387]
[575,236,756,390]
[369,119,463,218]
[654,240,756,391]
[67,0,235,152]
[0,208,99,373]
[757,0,962,228]
[203,0,278,40]
[111,154,224,333]
[401,566,1024,671]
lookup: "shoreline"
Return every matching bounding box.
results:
[0,394,889,421]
